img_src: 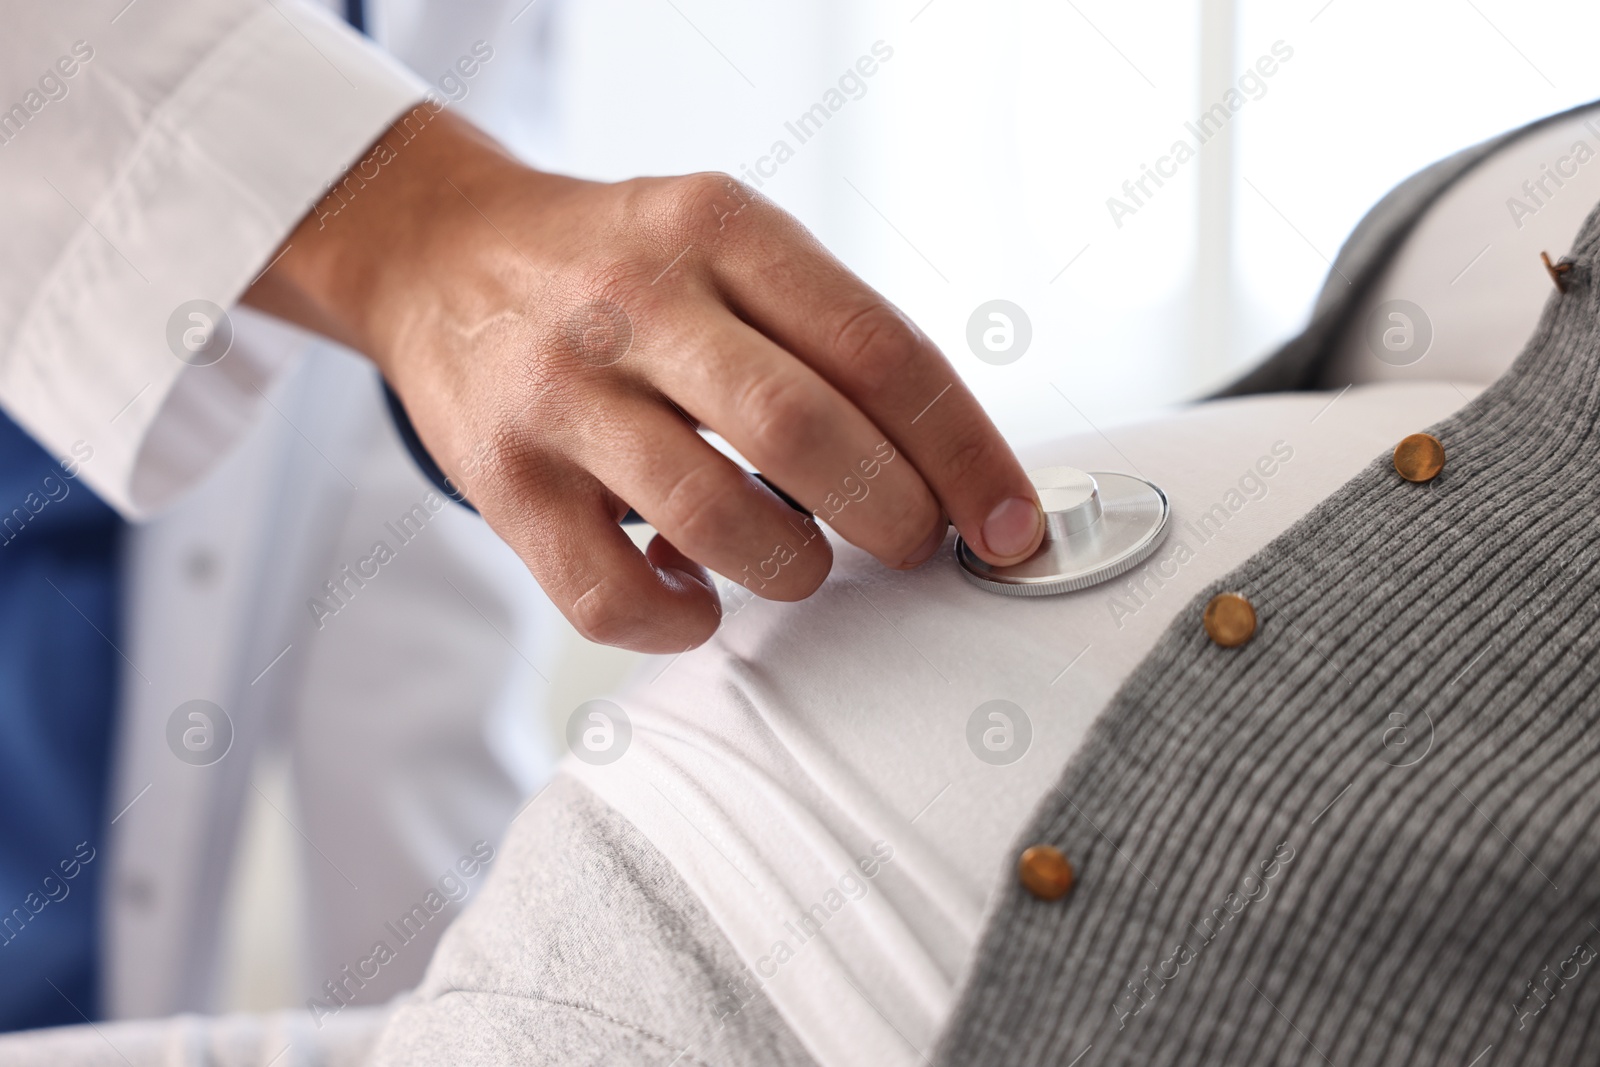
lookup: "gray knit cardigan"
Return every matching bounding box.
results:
[933,101,1600,1066]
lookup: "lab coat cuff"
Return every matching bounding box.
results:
[3,1,427,519]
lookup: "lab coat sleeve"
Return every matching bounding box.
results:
[0,0,428,518]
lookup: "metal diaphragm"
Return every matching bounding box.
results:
[956,467,1170,596]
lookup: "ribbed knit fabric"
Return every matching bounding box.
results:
[932,213,1600,1062]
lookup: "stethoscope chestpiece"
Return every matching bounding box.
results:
[955,467,1169,596]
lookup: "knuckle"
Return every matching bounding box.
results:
[653,462,730,547]
[567,580,640,647]
[460,400,587,514]
[741,373,828,458]
[465,416,541,501]
[888,501,943,559]
[658,171,755,240]
[831,302,925,393]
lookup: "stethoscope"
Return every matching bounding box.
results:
[953,467,1169,596]
[627,464,1170,598]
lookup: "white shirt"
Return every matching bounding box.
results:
[566,106,1600,1067]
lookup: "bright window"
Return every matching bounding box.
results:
[541,0,1600,446]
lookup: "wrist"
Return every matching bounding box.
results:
[242,107,533,382]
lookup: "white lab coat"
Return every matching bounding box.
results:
[0,0,563,1023]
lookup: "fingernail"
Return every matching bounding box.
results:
[983,496,1042,560]
[903,522,948,567]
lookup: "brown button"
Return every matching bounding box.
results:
[1203,592,1257,648]
[1393,432,1445,483]
[1018,844,1075,901]
[1541,251,1572,294]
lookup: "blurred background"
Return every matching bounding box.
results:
[220,0,1600,1011]
[532,0,1600,429]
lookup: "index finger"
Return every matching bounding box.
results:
[709,194,1044,566]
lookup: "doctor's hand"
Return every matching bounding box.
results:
[244,110,1043,652]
